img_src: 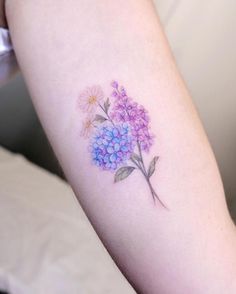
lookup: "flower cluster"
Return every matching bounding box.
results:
[110,81,154,152]
[90,123,135,170]
[77,81,166,207]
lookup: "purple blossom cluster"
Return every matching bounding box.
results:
[91,123,135,170]
[110,81,154,152]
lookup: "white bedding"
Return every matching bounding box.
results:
[0,147,134,294]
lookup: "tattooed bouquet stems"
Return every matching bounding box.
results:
[78,81,167,208]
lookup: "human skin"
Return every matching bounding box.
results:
[5,1,236,293]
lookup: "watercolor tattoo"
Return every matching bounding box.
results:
[78,81,167,208]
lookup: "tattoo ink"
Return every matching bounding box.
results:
[78,81,167,208]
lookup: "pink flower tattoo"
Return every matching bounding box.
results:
[77,81,168,208]
[80,116,95,138]
[78,85,104,113]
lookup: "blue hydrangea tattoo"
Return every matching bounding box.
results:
[77,81,168,208]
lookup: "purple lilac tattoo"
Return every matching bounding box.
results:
[78,81,167,208]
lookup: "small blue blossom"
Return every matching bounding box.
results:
[91,123,135,170]
[78,81,166,207]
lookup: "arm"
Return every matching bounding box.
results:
[6,1,236,293]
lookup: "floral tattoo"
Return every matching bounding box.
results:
[77,81,167,208]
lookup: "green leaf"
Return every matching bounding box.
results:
[94,114,107,123]
[148,156,159,178]
[114,166,136,183]
[104,98,111,114]
[130,153,142,162]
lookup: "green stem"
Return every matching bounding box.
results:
[137,141,146,173]
[130,157,146,177]
[98,103,115,126]
[146,177,168,209]
[131,144,168,209]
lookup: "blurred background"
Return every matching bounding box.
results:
[1,0,235,216]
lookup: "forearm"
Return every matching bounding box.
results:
[6,0,236,293]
